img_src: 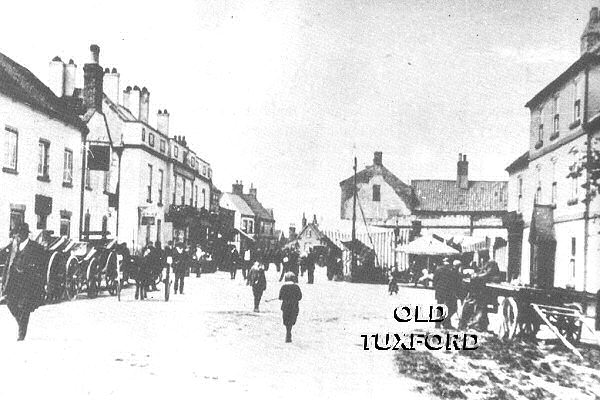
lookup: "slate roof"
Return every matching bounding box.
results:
[505,151,529,173]
[241,194,275,221]
[225,193,255,217]
[411,180,508,213]
[0,51,87,132]
[339,164,416,208]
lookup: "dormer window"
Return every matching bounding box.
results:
[174,145,179,158]
[574,99,581,122]
[142,128,146,142]
[148,132,155,147]
[535,124,544,149]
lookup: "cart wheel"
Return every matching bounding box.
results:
[87,258,99,299]
[499,297,518,340]
[64,256,79,301]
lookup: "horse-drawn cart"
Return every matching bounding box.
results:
[487,282,598,357]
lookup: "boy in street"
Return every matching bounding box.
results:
[279,272,302,343]
[247,261,267,312]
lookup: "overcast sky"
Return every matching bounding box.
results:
[0,0,596,230]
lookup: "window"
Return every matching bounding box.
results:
[249,220,254,234]
[551,160,557,206]
[60,216,70,238]
[571,237,576,257]
[202,188,206,208]
[243,219,248,233]
[147,164,153,203]
[194,186,198,208]
[158,169,164,205]
[149,132,155,147]
[160,139,166,153]
[517,176,523,213]
[372,184,381,202]
[551,182,557,206]
[103,171,110,193]
[553,114,560,135]
[142,128,146,142]
[191,157,195,168]
[537,124,544,142]
[570,173,579,203]
[535,186,542,204]
[202,166,207,176]
[63,149,73,185]
[9,207,24,235]
[38,140,50,179]
[85,167,91,189]
[4,126,18,171]
[101,216,108,237]
[573,81,581,122]
[156,219,162,244]
[535,165,542,204]
[174,145,179,158]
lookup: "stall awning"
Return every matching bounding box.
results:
[397,234,460,256]
[448,235,488,253]
[529,204,556,244]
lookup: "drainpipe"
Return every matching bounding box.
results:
[79,133,88,241]
[583,66,591,293]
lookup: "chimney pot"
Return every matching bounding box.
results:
[52,56,62,62]
[373,151,383,166]
[157,108,170,135]
[104,67,110,73]
[89,44,100,64]
[49,57,65,97]
[64,58,77,97]
[111,67,117,73]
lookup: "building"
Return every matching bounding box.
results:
[51,44,213,252]
[219,181,276,251]
[505,7,600,293]
[0,50,88,239]
[339,151,508,270]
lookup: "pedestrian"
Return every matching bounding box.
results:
[247,261,267,312]
[279,272,302,343]
[432,259,462,329]
[230,247,239,280]
[135,253,148,300]
[195,245,203,277]
[173,243,186,294]
[242,247,252,280]
[1,223,46,341]
[388,266,401,295]
[306,250,316,284]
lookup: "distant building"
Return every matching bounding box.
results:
[219,181,276,251]
[0,50,88,239]
[505,7,600,293]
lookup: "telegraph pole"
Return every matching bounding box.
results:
[351,156,357,273]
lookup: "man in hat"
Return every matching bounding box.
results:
[3,223,46,340]
[173,242,187,294]
[432,258,461,329]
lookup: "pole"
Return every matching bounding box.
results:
[351,156,357,273]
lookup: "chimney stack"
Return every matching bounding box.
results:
[302,213,307,229]
[249,183,257,198]
[129,85,141,119]
[374,151,383,166]
[140,87,150,123]
[581,7,600,54]
[312,214,318,225]
[103,67,120,104]
[49,56,65,97]
[457,153,469,190]
[83,44,104,111]
[157,109,170,135]
[64,59,77,97]
[289,225,296,239]
[232,181,244,195]
[123,86,132,110]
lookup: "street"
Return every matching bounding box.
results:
[0,267,432,400]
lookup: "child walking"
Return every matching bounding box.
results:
[278,272,302,343]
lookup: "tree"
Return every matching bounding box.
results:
[569,137,600,205]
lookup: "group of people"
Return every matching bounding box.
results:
[433,258,500,331]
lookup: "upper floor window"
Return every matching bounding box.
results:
[174,145,179,158]
[38,140,50,179]
[372,184,381,202]
[148,132,155,147]
[573,80,581,123]
[104,170,110,193]
[535,186,542,204]
[63,149,73,185]
[142,128,146,142]
[537,124,544,142]
[191,157,195,168]
[158,169,164,205]
[517,176,523,213]
[3,126,18,172]
[147,164,153,203]
[553,114,560,135]
[570,173,579,204]
[202,188,206,208]
[160,139,166,153]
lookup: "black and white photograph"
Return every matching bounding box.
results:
[1,1,599,399]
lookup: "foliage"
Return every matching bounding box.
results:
[569,137,600,204]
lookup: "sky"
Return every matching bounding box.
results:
[0,0,597,231]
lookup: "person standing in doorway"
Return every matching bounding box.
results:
[2,223,46,340]
[279,272,302,343]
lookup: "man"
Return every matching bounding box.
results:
[247,261,267,312]
[306,249,316,284]
[460,260,500,331]
[173,243,187,294]
[230,247,239,280]
[3,223,46,340]
[432,259,461,329]
[242,247,252,280]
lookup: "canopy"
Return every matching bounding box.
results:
[447,235,488,253]
[397,234,459,256]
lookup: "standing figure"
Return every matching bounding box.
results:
[135,255,148,300]
[279,272,302,343]
[247,261,267,312]
[2,223,46,341]
[242,247,252,280]
[173,243,186,295]
[432,259,461,329]
[230,247,239,280]
[388,267,401,295]
[306,250,316,284]
[459,260,500,331]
